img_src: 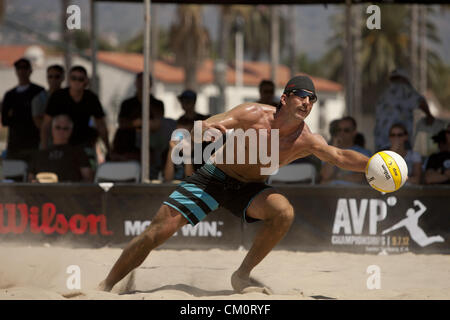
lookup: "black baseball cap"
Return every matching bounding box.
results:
[283,75,316,95]
[14,58,32,69]
[178,89,197,101]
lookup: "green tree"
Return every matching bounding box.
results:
[322,5,444,112]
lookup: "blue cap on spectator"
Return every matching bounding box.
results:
[178,90,197,101]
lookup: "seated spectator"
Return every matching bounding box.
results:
[163,117,194,182]
[257,79,278,107]
[110,128,140,162]
[28,114,93,182]
[147,103,177,180]
[413,115,447,159]
[320,116,371,185]
[387,123,422,184]
[424,125,450,185]
[177,89,209,124]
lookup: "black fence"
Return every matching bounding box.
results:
[0,183,448,254]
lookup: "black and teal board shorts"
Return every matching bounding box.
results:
[163,163,273,226]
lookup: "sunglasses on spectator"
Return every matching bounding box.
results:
[54,126,71,131]
[337,127,353,133]
[389,132,406,137]
[48,74,62,79]
[290,90,317,103]
[70,76,85,82]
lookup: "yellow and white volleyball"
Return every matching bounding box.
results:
[365,150,408,193]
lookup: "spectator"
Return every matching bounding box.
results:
[163,117,194,182]
[32,65,65,130]
[1,58,44,164]
[374,68,432,151]
[118,72,164,130]
[424,125,450,185]
[327,118,340,145]
[147,101,177,180]
[176,89,208,134]
[388,123,422,185]
[110,128,140,162]
[413,115,447,159]
[28,114,93,182]
[257,79,278,107]
[113,101,176,180]
[41,65,110,169]
[320,116,371,185]
[354,132,366,149]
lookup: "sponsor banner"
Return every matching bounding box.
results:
[0,184,448,253]
[106,185,242,249]
[243,186,450,254]
[0,184,111,246]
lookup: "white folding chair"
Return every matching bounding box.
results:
[267,163,316,185]
[2,159,28,182]
[95,161,141,183]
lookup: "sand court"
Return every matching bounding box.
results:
[0,243,448,300]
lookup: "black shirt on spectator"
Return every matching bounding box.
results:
[1,83,44,153]
[119,95,164,122]
[46,88,105,146]
[29,144,90,182]
[426,151,450,184]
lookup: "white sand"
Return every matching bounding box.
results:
[0,243,449,300]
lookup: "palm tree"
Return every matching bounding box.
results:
[169,5,210,90]
[321,4,443,113]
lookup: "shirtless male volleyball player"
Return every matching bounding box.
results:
[98,76,369,293]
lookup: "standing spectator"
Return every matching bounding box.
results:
[388,123,422,185]
[424,125,450,185]
[320,116,371,185]
[1,58,44,164]
[257,79,278,107]
[374,68,433,151]
[28,114,93,182]
[118,72,164,130]
[41,66,110,168]
[31,65,65,130]
[177,89,208,123]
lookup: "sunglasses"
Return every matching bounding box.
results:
[70,76,85,82]
[389,133,406,137]
[54,126,71,131]
[47,74,62,79]
[290,90,317,103]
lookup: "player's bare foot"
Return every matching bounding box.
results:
[231,270,273,295]
[96,280,113,292]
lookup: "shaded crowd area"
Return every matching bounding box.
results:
[0,57,449,186]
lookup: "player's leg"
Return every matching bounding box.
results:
[231,189,294,293]
[98,204,187,291]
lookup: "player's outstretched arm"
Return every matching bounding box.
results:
[195,103,265,137]
[309,134,369,173]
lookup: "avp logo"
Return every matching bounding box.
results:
[332,198,387,235]
[124,220,223,237]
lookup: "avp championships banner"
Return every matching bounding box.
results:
[0,184,448,254]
